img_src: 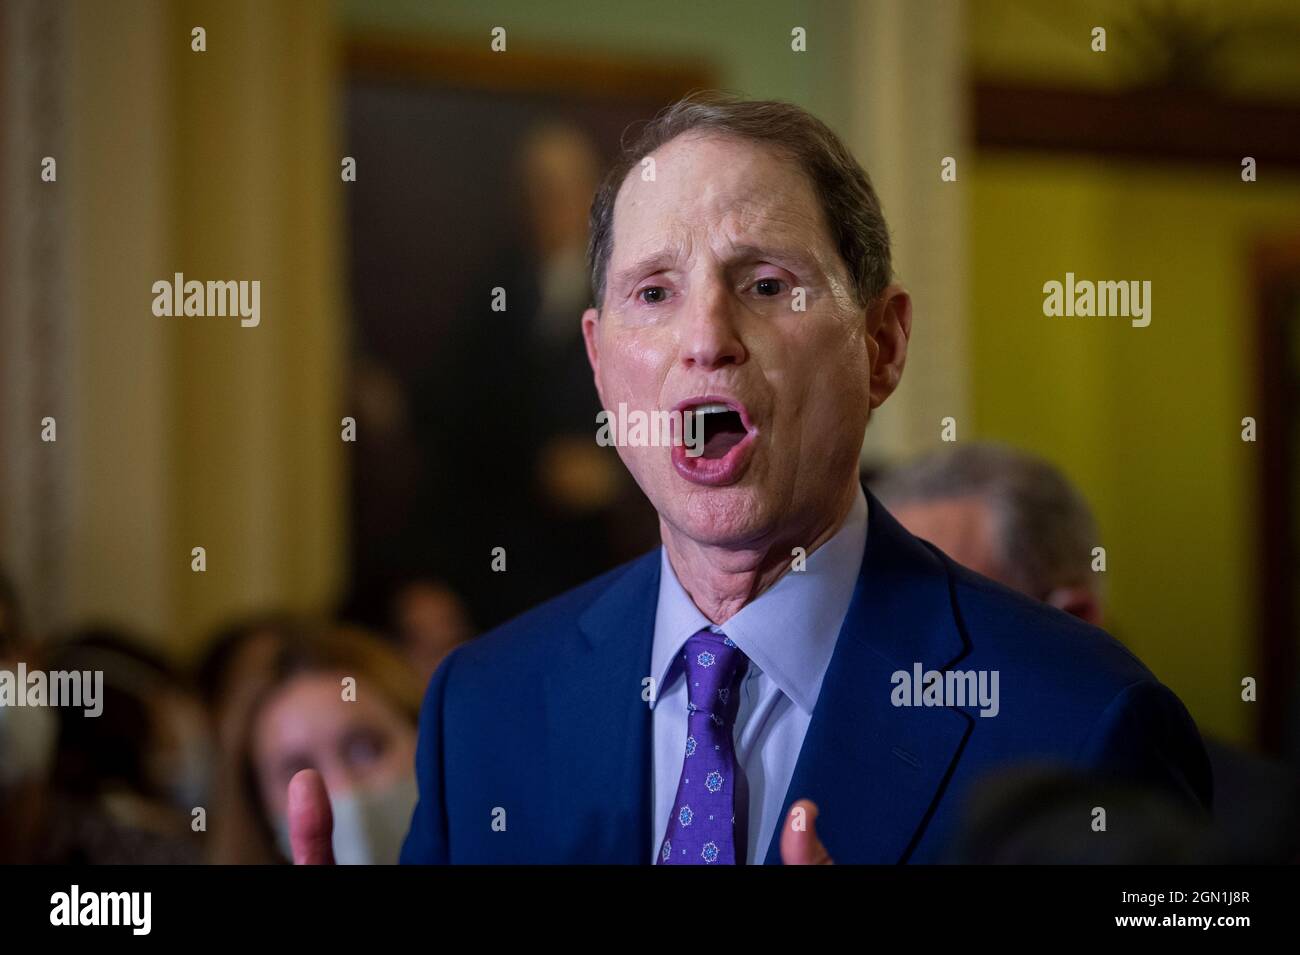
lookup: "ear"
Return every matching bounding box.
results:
[581,307,606,406]
[866,283,912,409]
[1044,585,1104,627]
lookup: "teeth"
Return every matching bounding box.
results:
[689,403,731,415]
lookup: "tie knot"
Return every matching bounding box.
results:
[681,629,747,722]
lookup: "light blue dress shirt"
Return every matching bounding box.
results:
[649,484,869,864]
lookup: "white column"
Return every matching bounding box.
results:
[0,0,77,640]
[848,0,970,468]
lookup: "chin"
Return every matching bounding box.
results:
[664,483,777,548]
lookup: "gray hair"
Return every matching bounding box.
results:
[586,90,892,310]
[872,443,1102,599]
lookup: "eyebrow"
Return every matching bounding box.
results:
[610,252,678,293]
[610,243,819,292]
[725,244,819,274]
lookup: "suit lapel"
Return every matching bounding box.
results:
[543,552,660,863]
[763,491,974,864]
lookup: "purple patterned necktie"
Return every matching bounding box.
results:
[658,629,749,865]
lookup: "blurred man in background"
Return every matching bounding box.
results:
[874,442,1300,863]
[389,578,474,687]
[0,569,56,863]
[3,624,208,864]
[417,121,659,628]
[874,442,1103,624]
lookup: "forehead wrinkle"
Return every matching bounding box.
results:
[717,200,825,258]
[610,226,693,288]
[619,201,825,277]
[682,181,824,252]
[610,136,845,288]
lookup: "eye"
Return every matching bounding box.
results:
[637,286,668,304]
[342,728,388,768]
[752,277,786,297]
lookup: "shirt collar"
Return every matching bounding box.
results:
[650,484,869,715]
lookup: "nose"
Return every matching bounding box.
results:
[679,279,747,370]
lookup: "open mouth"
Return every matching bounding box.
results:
[688,403,749,459]
[671,396,758,487]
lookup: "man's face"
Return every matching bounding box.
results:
[892,494,1105,626]
[890,496,1006,583]
[582,132,906,548]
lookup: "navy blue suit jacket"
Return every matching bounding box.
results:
[401,491,1211,864]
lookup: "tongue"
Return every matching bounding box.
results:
[702,425,746,459]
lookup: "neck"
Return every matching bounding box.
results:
[661,477,860,624]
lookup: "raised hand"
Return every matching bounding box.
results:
[287,769,335,865]
[779,798,834,865]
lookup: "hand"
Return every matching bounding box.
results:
[779,798,834,865]
[287,769,335,865]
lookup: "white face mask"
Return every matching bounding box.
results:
[0,696,57,788]
[276,773,418,865]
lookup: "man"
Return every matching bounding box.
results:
[876,442,1299,863]
[873,443,1105,626]
[289,93,1209,865]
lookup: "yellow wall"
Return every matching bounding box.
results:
[67,0,176,640]
[970,0,1300,98]
[62,0,347,661]
[169,0,347,661]
[969,153,1300,743]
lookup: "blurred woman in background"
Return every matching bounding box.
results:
[210,622,421,864]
